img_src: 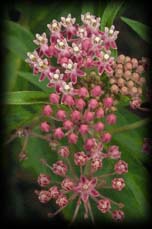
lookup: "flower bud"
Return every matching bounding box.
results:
[94,122,104,132]
[112,210,124,222]
[38,190,51,203]
[43,105,52,116]
[74,151,88,166]
[88,99,98,110]
[114,160,128,174]
[106,114,117,125]
[58,146,69,158]
[79,124,89,135]
[84,111,95,122]
[61,178,74,191]
[97,199,111,213]
[68,133,78,144]
[96,108,104,118]
[85,138,96,151]
[63,95,75,106]
[52,160,67,176]
[103,97,113,108]
[63,120,73,130]
[56,194,68,207]
[111,84,119,93]
[91,158,102,171]
[49,186,60,199]
[91,85,102,97]
[79,87,89,97]
[108,145,121,159]
[37,174,51,187]
[102,132,112,143]
[117,54,125,64]
[54,128,64,139]
[71,110,81,122]
[75,98,86,110]
[40,122,50,132]
[56,110,66,121]
[50,93,59,104]
[112,178,125,191]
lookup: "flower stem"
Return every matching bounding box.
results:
[71,197,81,224]
[110,118,149,135]
[30,132,50,141]
[66,158,78,180]
[88,201,94,224]
[98,172,115,179]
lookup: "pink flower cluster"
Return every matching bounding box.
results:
[34,84,128,222]
[36,155,127,222]
[26,12,118,93]
[23,12,147,224]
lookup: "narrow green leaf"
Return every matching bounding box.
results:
[6,36,28,60]
[5,52,21,91]
[4,91,49,105]
[5,20,35,59]
[5,106,39,133]
[18,72,52,93]
[81,1,95,14]
[101,1,124,29]
[121,16,151,43]
[5,20,34,50]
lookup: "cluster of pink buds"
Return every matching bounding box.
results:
[109,54,147,109]
[40,86,116,149]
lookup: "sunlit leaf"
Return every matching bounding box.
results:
[4,91,49,105]
[121,17,151,43]
[101,1,124,29]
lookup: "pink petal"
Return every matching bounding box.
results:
[39,73,46,81]
[110,41,117,49]
[81,193,89,203]
[105,42,110,50]
[73,185,81,193]
[90,178,97,186]
[90,189,99,197]
[77,69,85,77]
[63,73,70,81]
[47,82,54,87]
[70,72,77,84]
[98,64,104,75]
[67,31,72,40]
[33,67,39,75]
[105,65,113,73]
[56,84,61,93]
[80,176,87,184]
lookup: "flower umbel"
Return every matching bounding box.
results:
[10,11,148,225]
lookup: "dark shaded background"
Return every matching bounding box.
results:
[1,0,152,228]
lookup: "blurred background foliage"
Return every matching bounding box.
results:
[3,0,151,225]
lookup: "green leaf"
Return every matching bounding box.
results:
[18,72,52,93]
[101,1,124,29]
[4,91,49,105]
[5,52,21,91]
[5,106,39,133]
[5,20,35,59]
[6,35,28,60]
[110,108,149,220]
[121,16,151,43]
[81,1,95,14]
[22,137,58,176]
